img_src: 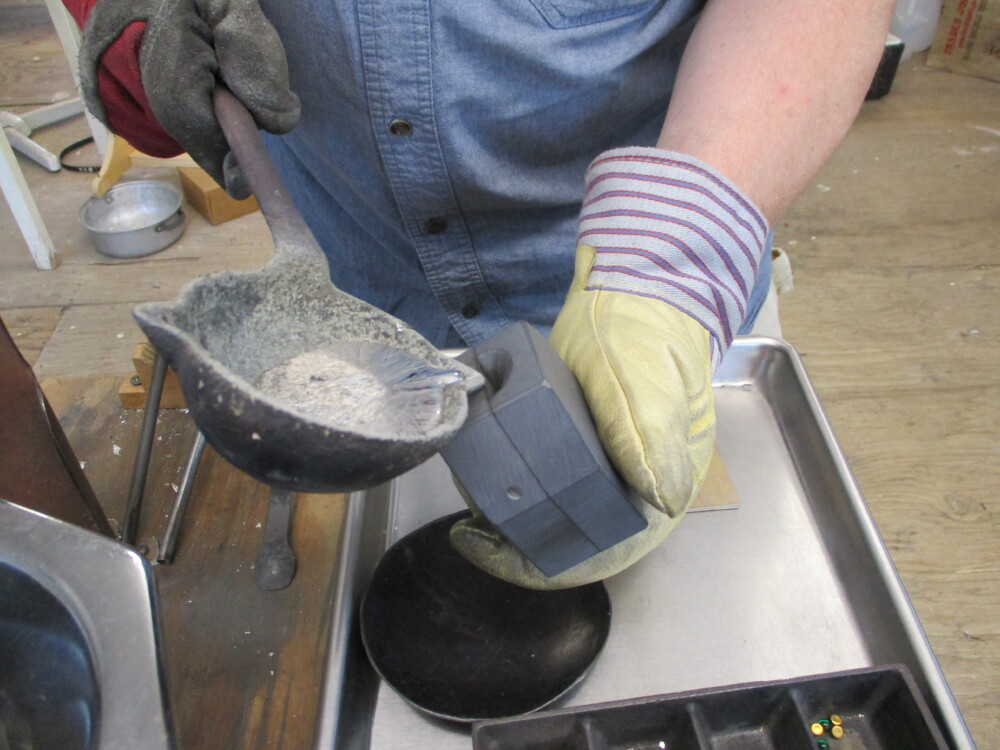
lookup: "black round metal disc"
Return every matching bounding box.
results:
[360,511,612,722]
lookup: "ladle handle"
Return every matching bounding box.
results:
[213,86,316,255]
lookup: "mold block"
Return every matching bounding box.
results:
[438,322,647,577]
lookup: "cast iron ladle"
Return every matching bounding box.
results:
[132,88,482,493]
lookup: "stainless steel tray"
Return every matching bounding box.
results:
[314,337,976,750]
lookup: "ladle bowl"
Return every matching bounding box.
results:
[133,89,481,493]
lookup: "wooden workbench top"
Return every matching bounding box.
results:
[43,376,348,750]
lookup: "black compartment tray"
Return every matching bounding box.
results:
[472,666,949,750]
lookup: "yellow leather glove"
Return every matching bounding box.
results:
[450,245,716,588]
[451,147,769,589]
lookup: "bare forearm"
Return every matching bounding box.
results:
[658,0,893,223]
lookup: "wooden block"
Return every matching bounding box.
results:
[117,373,186,409]
[117,374,149,409]
[117,341,187,409]
[178,166,259,225]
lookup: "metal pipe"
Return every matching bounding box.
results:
[157,430,206,564]
[121,352,167,545]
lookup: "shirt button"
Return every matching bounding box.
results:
[461,303,480,319]
[425,217,448,234]
[388,118,412,136]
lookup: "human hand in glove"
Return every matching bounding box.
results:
[451,148,769,589]
[65,0,300,198]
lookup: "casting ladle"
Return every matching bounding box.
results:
[132,88,482,493]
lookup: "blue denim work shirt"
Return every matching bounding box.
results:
[259,0,770,348]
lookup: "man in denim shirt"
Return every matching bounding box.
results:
[69,0,894,587]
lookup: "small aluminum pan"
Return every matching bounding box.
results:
[80,180,185,258]
[314,337,975,750]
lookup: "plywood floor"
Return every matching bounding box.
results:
[2,1,998,745]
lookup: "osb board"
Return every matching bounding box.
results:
[817,383,1000,738]
[771,62,999,276]
[0,205,273,309]
[43,376,348,750]
[0,305,62,365]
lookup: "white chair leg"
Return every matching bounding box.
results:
[19,98,85,131]
[3,126,61,172]
[42,0,109,156]
[2,98,90,172]
[0,133,59,270]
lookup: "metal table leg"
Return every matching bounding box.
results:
[121,352,167,545]
[157,431,207,564]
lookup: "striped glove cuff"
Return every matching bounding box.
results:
[578,147,769,370]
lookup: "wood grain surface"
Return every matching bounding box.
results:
[43,377,347,750]
[0,306,62,365]
[777,61,1000,742]
[31,303,150,379]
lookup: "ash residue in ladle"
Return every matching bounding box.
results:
[254,341,464,438]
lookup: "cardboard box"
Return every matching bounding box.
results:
[928,0,1000,82]
[178,166,259,225]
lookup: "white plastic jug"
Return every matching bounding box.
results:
[890,0,944,60]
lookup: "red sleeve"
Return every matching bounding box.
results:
[61,0,96,28]
[62,0,183,158]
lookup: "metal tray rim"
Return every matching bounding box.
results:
[740,337,973,748]
[314,336,976,750]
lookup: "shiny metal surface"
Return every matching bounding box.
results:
[158,431,207,564]
[79,181,185,259]
[0,499,173,750]
[122,351,168,545]
[315,337,974,750]
[0,561,98,748]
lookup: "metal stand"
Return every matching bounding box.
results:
[121,351,207,561]
[122,353,169,545]
[254,488,297,590]
[158,432,207,564]
[123,351,297,589]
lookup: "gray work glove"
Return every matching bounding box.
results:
[78,0,300,198]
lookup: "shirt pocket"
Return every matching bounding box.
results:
[527,0,660,28]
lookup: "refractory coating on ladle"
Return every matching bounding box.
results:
[132,88,482,493]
